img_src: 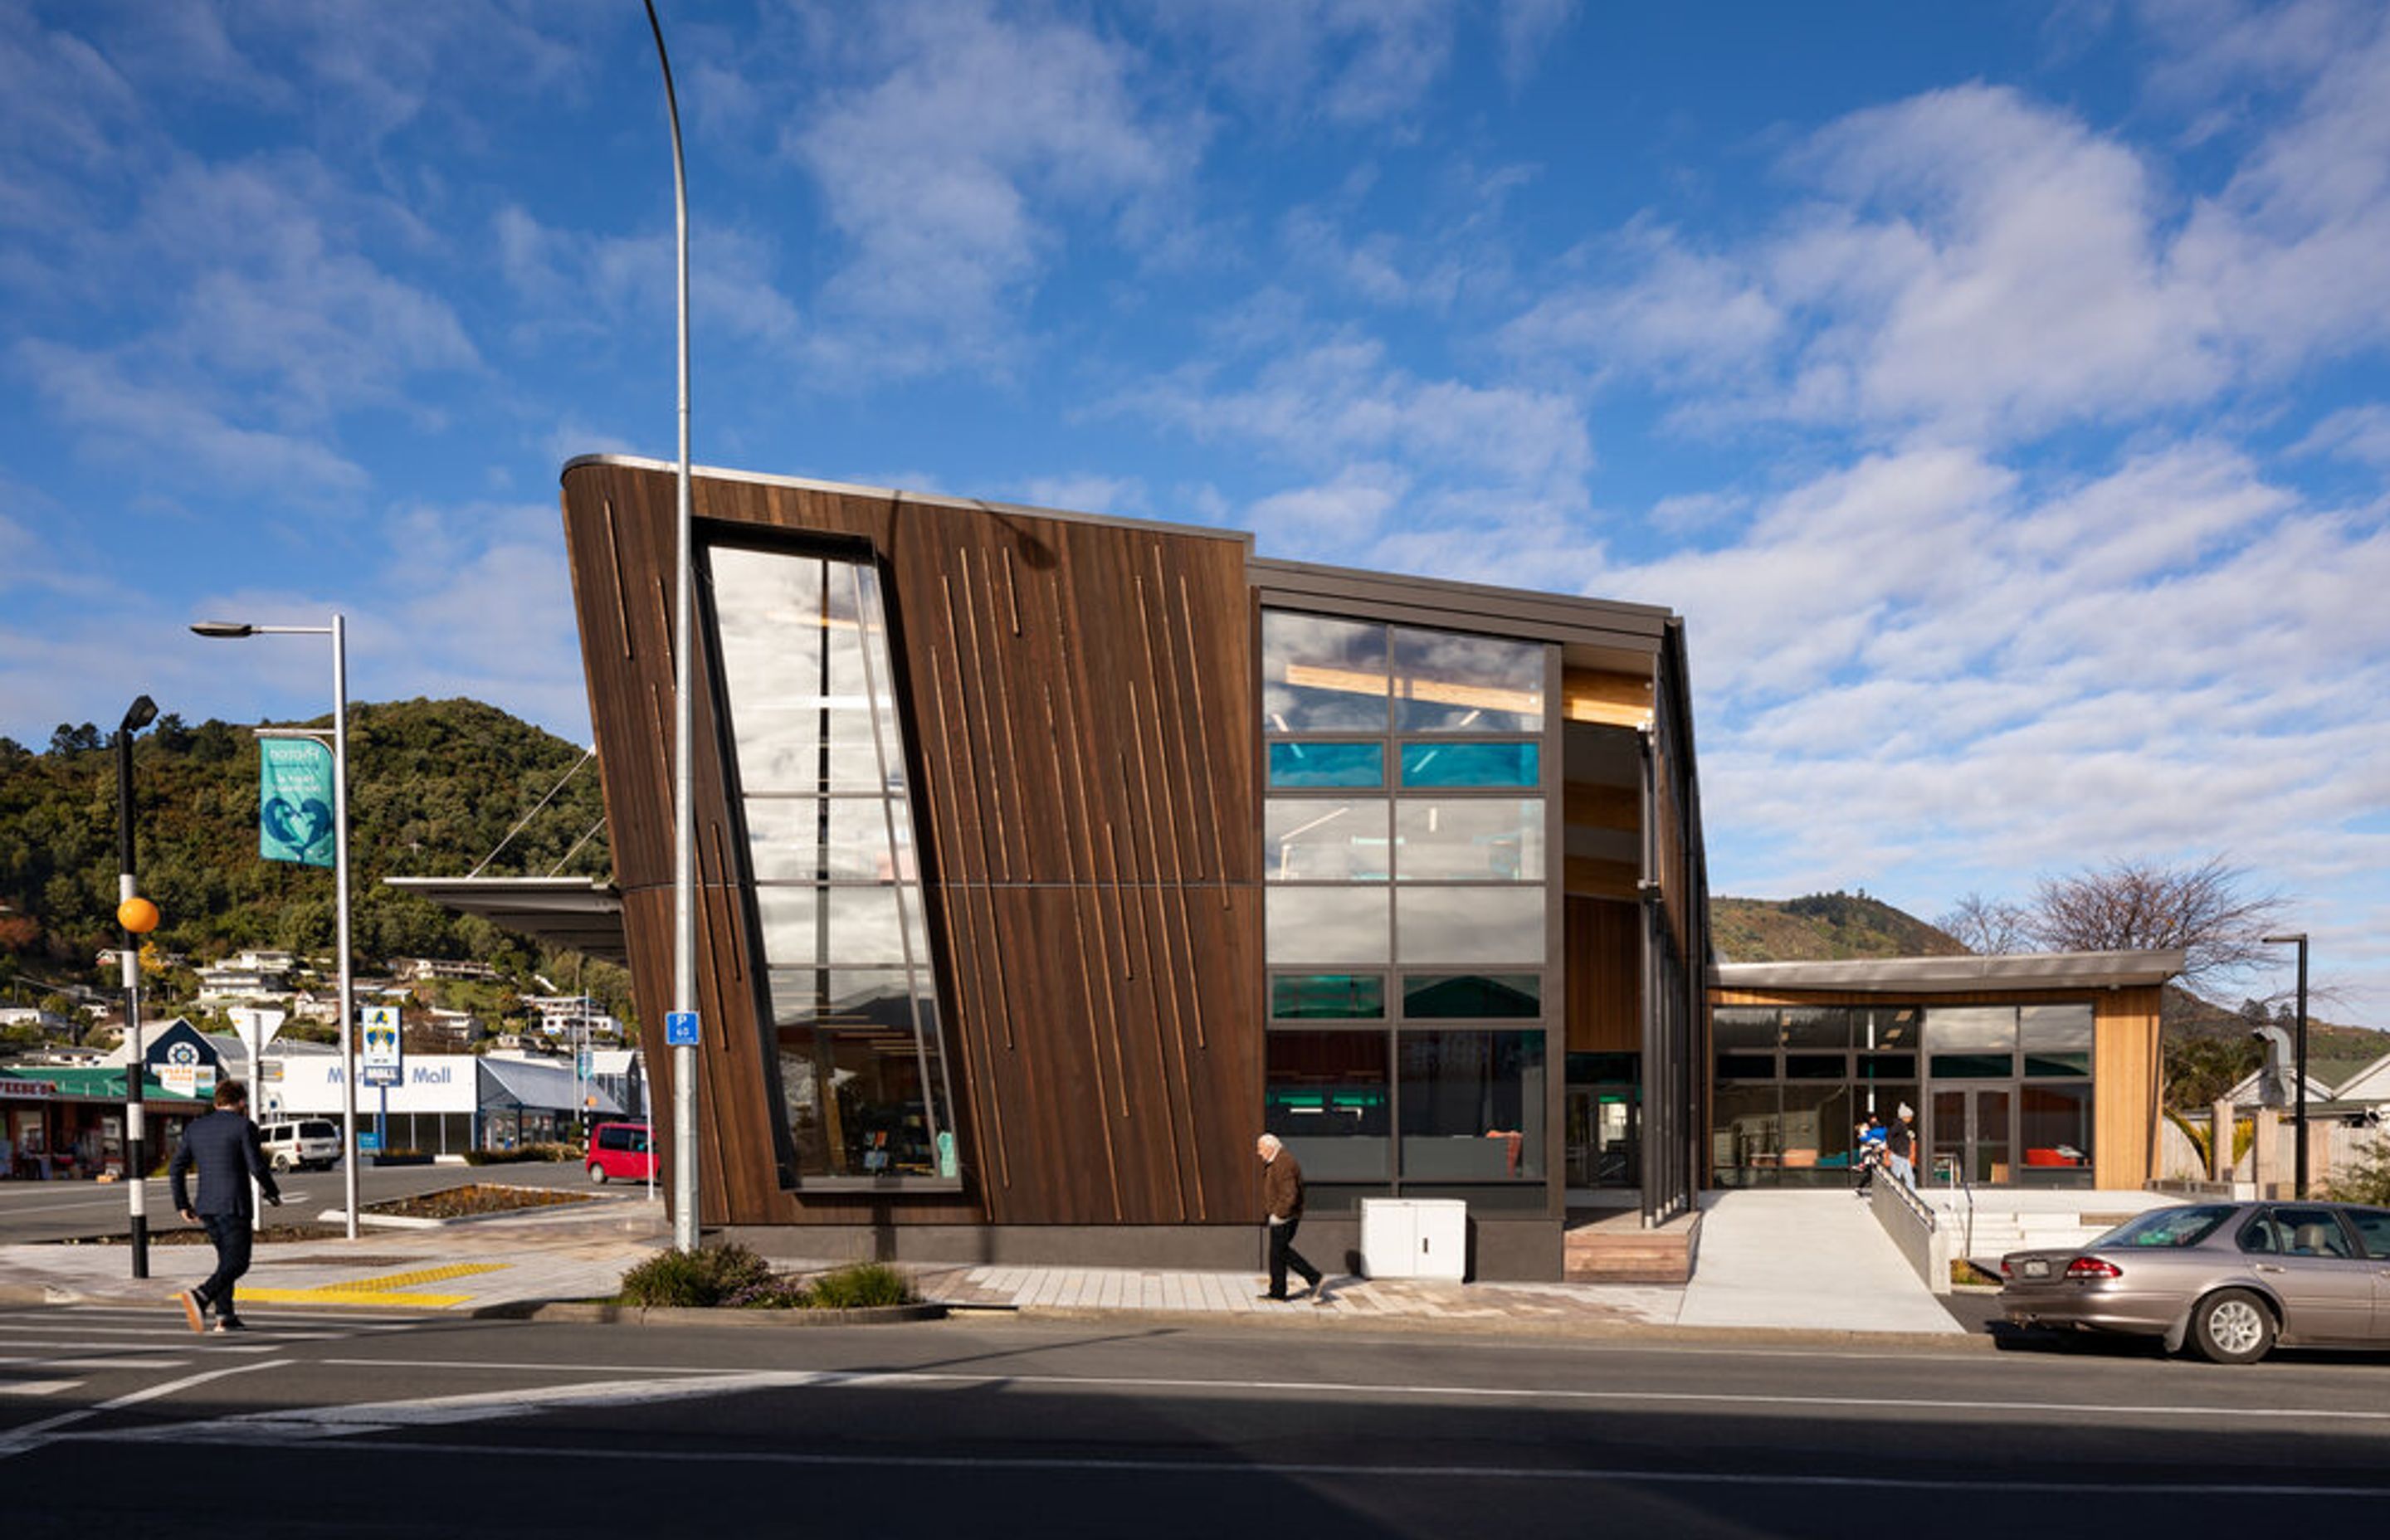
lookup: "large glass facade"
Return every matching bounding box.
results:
[1710,1003,2095,1188]
[709,543,957,1186]
[1261,608,1551,1195]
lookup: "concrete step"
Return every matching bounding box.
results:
[1563,1226,1697,1284]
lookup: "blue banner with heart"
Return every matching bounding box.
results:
[259,736,335,868]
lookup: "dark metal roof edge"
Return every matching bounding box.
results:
[561,454,1256,549]
[1709,948,2188,993]
[1250,554,1675,633]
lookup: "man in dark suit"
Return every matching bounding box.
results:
[168,1079,281,1333]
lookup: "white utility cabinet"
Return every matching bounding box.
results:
[1358,1197,1467,1280]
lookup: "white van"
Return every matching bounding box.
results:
[257,1118,342,1172]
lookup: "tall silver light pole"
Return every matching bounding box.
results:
[645,0,700,1251]
[192,616,360,1241]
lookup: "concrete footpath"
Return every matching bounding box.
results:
[0,1188,1983,1342]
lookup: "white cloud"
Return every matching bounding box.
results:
[788,1,1193,375]
[17,341,369,497]
[2293,404,2390,465]
[1137,336,1592,495]
[1016,474,1150,518]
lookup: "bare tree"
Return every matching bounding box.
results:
[1937,892,2033,954]
[2024,857,2288,987]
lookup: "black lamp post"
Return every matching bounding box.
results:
[2262,933,2310,1199]
[115,694,159,1277]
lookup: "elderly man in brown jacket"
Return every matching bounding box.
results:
[1256,1133,1328,1303]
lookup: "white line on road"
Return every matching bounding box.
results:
[0,1381,79,1396]
[310,1357,2390,1426]
[50,1432,2390,1499]
[0,1358,291,1461]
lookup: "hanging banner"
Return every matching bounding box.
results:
[259,737,336,868]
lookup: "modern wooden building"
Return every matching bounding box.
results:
[550,456,1710,1279]
[401,455,2184,1280]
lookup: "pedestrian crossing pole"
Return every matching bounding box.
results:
[115,694,159,1279]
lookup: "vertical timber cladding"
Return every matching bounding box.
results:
[561,459,1264,1229]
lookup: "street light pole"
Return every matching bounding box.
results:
[2263,933,2310,1199]
[115,694,159,1278]
[191,616,360,1240]
[645,0,700,1253]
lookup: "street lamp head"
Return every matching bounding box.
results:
[2261,933,2309,946]
[120,695,158,733]
[189,620,255,639]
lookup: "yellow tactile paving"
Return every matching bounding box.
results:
[238,1261,509,1309]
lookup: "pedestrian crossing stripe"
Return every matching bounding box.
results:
[237,1262,508,1309]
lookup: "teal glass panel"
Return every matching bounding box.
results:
[1402,972,1541,1018]
[1930,1053,2014,1079]
[1267,742,1384,788]
[2023,1052,2091,1078]
[1271,974,1387,1020]
[1398,741,1539,788]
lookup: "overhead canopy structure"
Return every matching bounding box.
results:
[384,877,627,963]
[1710,948,2186,995]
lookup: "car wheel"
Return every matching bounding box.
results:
[588,1163,608,1184]
[2189,1289,2276,1365]
[271,1153,292,1174]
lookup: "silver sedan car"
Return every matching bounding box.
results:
[2000,1200,2390,1363]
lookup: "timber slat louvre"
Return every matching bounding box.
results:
[563,461,1263,1230]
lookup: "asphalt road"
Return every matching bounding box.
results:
[4,1308,2386,1538]
[0,1160,605,1245]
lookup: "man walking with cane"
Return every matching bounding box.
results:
[169,1079,281,1333]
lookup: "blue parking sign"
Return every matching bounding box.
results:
[665,1011,700,1046]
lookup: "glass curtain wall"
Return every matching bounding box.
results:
[1710,1002,2095,1188]
[706,543,958,1186]
[1260,611,1550,1200]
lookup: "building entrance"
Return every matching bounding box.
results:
[1930,1086,2012,1186]
[1564,1081,1638,1196]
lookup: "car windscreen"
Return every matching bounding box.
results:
[299,1121,338,1138]
[2092,1205,2236,1249]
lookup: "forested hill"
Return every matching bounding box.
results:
[0,699,608,987]
[1709,892,1969,963]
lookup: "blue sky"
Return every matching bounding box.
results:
[4,1,2386,1021]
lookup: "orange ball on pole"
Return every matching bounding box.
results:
[116,895,160,934]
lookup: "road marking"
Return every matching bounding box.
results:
[0,1381,80,1396]
[2,1357,190,1371]
[237,1261,505,1309]
[310,1357,2390,1425]
[49,1431,2390,1498]
[0,1358,290,1461]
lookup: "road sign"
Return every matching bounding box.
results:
[576,1050,593,1078]
[362,1005,402,1078]
[361,1065,402,1087]
[665,1011,699,1046]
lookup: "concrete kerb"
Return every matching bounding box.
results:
[510,1300,947,1328]
[997,1304,2002,1350]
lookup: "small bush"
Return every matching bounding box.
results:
[2325,1130,2390,1206]
[806,1261,915,1309]
[617,1243,773,1307]
[465,1143,580,1166]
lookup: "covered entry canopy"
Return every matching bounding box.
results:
[385,877,627,964]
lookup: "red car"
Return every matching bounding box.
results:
[585,1121,654,1183]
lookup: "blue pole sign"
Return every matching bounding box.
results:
[665,1011,699,1046]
